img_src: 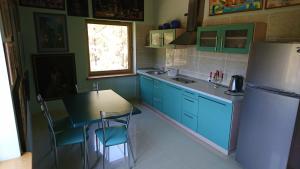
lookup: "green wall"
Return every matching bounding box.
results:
[18,0,155,114]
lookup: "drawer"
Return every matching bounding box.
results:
[153,97,163,112]
[181,112,197,131]
[183,90,198,99]
[182,96,198,116]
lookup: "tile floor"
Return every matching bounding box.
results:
[32,104,243,169]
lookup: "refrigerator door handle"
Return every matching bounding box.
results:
[247,83,300,98]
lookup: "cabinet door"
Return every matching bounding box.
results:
[140,76,153,106]
[153,80,163,112]
[150,30,162,48]
[163,83,182,122]
[163,29,175,48]
[197,95,232,150]
[221,24,254,54]
[197,26,221,52]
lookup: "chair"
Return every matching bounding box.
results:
[37,94,74,134]
[39,100,89,169]
[95,108,135,169]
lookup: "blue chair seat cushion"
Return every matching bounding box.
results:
[95,126,128,147]
[56,128,85,146]
[53,117,73,134]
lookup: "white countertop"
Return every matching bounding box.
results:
[137,69,243,103]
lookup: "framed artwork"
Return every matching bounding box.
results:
[32,53,77,100]
[19,0,65,10]
[93,0,144,21]
[4,42,18,86]
[67,0,89,17]
[0,0,13,41]
[209,0,262,16]
[266,0,300,8]
[34,13,69,53]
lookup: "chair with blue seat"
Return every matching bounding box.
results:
[95,108,135,169]
[37,94,74,134]
[39,100,89,169]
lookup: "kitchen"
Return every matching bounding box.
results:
[0,0,300,169]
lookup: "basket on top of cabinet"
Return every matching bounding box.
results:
[196,23,267,54]
[148,29,185,48]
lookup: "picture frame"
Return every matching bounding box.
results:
[19,0,65,10]
[209,0,262,16]
[34,13,69,53]
[0,0,13,41]
[32,53,77,101]
[4,42,18,86]
[265,0,300,8]
[92,0,144,21]
[67,0,89,17]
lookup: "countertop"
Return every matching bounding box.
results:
[0,153,32,169]
[137,69,243,103]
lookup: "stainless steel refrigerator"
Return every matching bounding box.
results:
[236,42,300,169]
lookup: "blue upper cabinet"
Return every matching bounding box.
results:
[197,94,232,150]
[140,75,153,106]
[163,83,182,122]
[197,23,266,54]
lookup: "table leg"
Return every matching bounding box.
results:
[83,124,87,169]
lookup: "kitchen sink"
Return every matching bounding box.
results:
[172,77,195,84]
[146,70,166,75]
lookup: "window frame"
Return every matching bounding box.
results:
[86,19,133,77]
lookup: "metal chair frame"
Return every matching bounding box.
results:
[96,108,135,169]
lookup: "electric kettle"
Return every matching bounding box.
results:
[228,75,244,92]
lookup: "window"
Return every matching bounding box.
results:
[86,20,133,77]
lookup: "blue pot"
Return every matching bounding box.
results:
[171,20,181,29]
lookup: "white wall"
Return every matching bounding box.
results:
[0,33,21,161]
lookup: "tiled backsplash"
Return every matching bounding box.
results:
[158,47,249,86]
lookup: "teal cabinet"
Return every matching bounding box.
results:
[197,23,258,54]
[196,26,221,52]
[140,75,153,106]
[197,94,232,150]
[221,24,254,54]
[163,83,182,122]
[181,94,198,131]
[181,112,197,131]
[149,29,184,48]
[153,80,163,112]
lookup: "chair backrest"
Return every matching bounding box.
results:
[36,94,54,125]
[38,95,56,143]
[99,106,133,142]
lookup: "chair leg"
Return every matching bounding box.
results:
[96,137,100,158]
[102,145,105,169]
[54,146,58,169]
[128,138,136,163]
[127,143,131,169]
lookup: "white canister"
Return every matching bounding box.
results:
[167,68,178,77]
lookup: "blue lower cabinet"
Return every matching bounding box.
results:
[181,112,197,131]
[163,83,182,122]
[140,76,153,106]
[197,94,232,150]
[153,80,163,112]
[181,95,198,131]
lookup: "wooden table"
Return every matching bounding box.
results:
[63,90,133,169]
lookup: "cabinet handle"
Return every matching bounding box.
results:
[183,113,194,119]
[185,91,194,95]
[184,98,195,103]
[199,95,226,106]
[142,76,152,81]
[166,84,181,91]
[220,37,224,49]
